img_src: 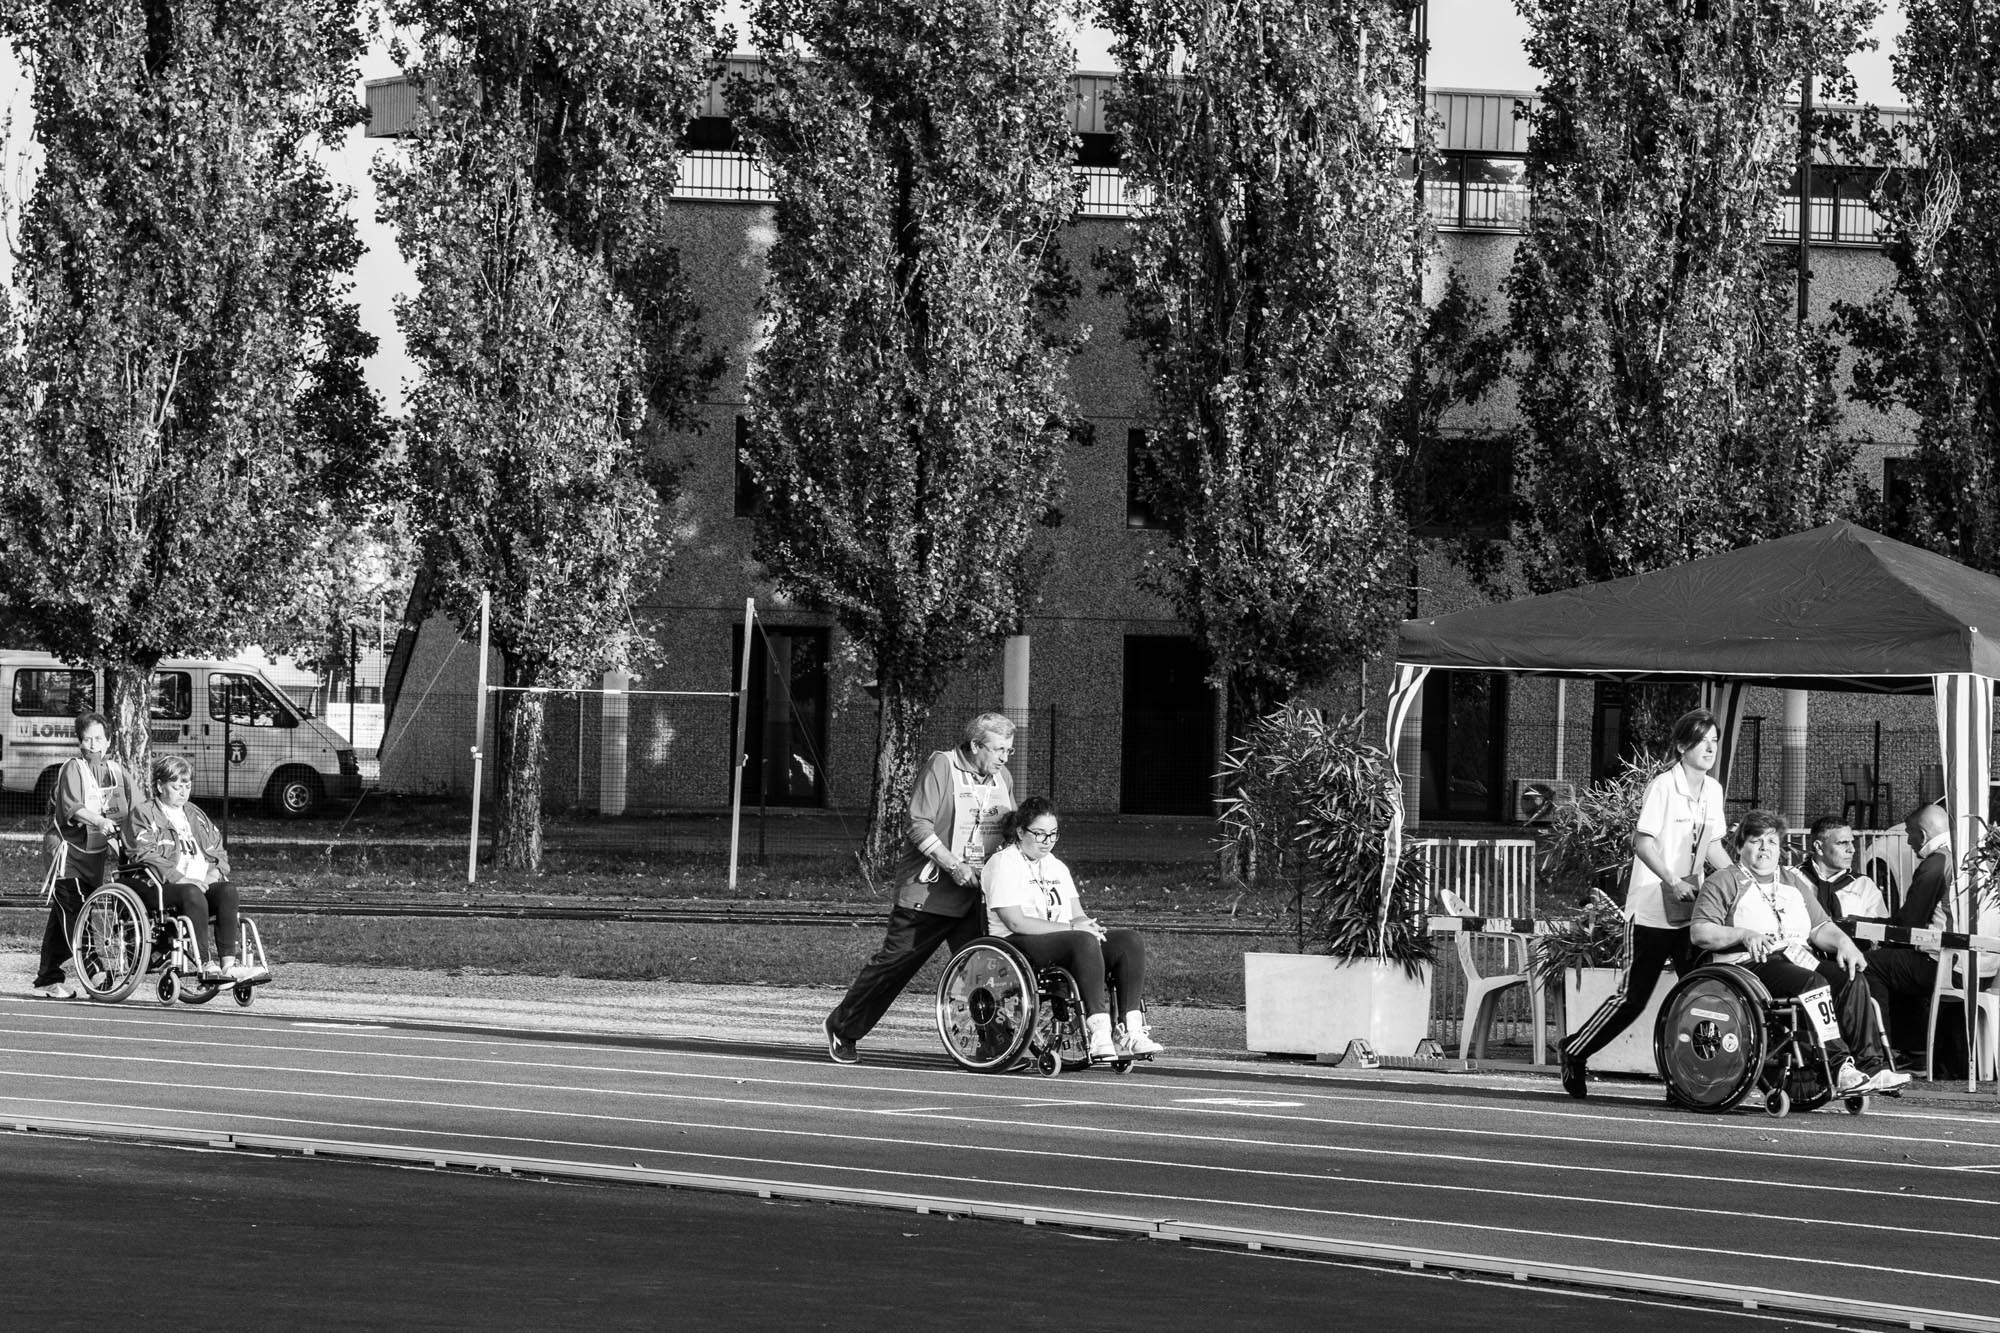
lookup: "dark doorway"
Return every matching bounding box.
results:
[1419,671,1508,822]
[1121,636,1215,815]
[1591,681,1633,785]
[730,626,829,807]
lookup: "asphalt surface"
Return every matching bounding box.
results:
[0,1133,1874,1331]
[3,978,1999,1329]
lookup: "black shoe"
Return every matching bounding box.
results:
[1559,1042,1588,1099]
[824,1015,858,1065]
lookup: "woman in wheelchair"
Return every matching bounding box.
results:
[979,797,1163,1061]
[121,755,266,984]
[1689,810,1910,1095]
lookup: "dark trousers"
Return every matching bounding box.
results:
[1740,954,1888,1074]
[1007,928,1147,1016]
[1566,923,1694,1062]
[34,845,112,986]
[149,879,241,963]
[1863,948,1961,1073]
[827,906,983,1043]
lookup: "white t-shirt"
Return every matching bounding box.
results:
[160,805,209,884]
[981,844,1082,937]
[1628,766,1726,928]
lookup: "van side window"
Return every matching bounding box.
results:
[12,669,95,717]
[150,673,192,721]
[209,674,297,729]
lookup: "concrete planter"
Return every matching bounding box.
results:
[1562,967,1674,1076]
[1244,952,1433,1058]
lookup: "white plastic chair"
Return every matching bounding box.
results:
[1925,948,1999,1082]
[1438,888,1547,1065]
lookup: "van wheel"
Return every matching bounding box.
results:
[31,766,61,810]
[265,768,323,819]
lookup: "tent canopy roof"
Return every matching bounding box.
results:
[1396,522,2000,692]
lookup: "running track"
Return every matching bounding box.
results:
[2,995,1997,1328]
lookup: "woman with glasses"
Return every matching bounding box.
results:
[122,754,264,983]
[31,711,141,999]
[981,795,1163,1061]
[824,712,1017,1064]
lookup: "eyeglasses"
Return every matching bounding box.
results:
[1024,827,1059,842]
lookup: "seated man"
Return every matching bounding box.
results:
[1798,816,1891,926]
[1862,803,1999,1071]
[1690,809,1911,1095]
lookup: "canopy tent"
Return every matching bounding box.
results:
[1384,523,1994,1075]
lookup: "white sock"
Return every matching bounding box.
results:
[1086,1013,1113,1040]
[1124,1010,1147,1035]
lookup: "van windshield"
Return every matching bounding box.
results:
[209,674,298,729]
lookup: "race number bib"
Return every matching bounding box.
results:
[1800,987,1841,1047]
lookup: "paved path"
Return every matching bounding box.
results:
[3,972,1998,1328]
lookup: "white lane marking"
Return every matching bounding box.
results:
[10,1010,1999,1154]
[4,1034,1996,1190]
[10,1005,1998,1142]
[287,1022,389,1030]
[5,1069,1998,1230]
[1176,1098,1306,1108]
[5,1095,1997,1298]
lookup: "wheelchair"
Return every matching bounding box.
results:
[935,936,1146,1077]
[67,864,274,1008]
[1654,963,1893,1117]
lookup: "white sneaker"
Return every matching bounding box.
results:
[1834,1060,1869,1095]
[1868,1068,1912,1093]
[225,961,264,983]
[1119,1025,1165,1057]
[1085,1015,1118,1061]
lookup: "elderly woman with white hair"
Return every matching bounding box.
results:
[824,711,1016,1064]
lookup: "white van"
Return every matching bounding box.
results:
[0,652,366,817]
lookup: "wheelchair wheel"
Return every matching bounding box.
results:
[70,885,150,1003]
[936,939,1039,1072]
[1036,967,1092,1071]
[1655,965,1772,1112]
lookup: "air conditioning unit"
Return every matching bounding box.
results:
[1513,778,1576,825]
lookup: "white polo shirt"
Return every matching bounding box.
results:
[1628,765,1726,929]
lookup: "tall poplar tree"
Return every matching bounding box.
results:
[379,0,717,869]
[1836,0,2000,571]
[0,0,382,777]
[730,0,1080,871]
[1506,0,1867,594]
[1100,0,1429,739]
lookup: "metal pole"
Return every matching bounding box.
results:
[467,591,491,884]
[349,624,358,745]
[221,681,233,849]
[727,597,755,892]
[1797,55,1813,324]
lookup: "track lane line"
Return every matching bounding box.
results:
[7,1039,1999,1193]
[5,1074,1999,1226]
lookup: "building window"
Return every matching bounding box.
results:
[1412,438,1512,539]
[1428,153,1530,231]
[1882,454,1917,543]
[734,417,765,519]
[729,626,829,807]
[1126,429,1166,530]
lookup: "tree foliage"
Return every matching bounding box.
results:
[0,0,383,770]
[1835,0,2000,571]
[729,0,1080,871]
[1216,704,1432,972]
[1100,0,1428,738]
[1506,0,1867,593]
[379,0,718,870]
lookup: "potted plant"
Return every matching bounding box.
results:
[1219,705,1434,1058]
[1534,752,1673,1073]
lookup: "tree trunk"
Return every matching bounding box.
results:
[105,658,155,782]
[864,679,931,882]
[494,657,546,872]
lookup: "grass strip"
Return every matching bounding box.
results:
[1,912,1278,1008]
